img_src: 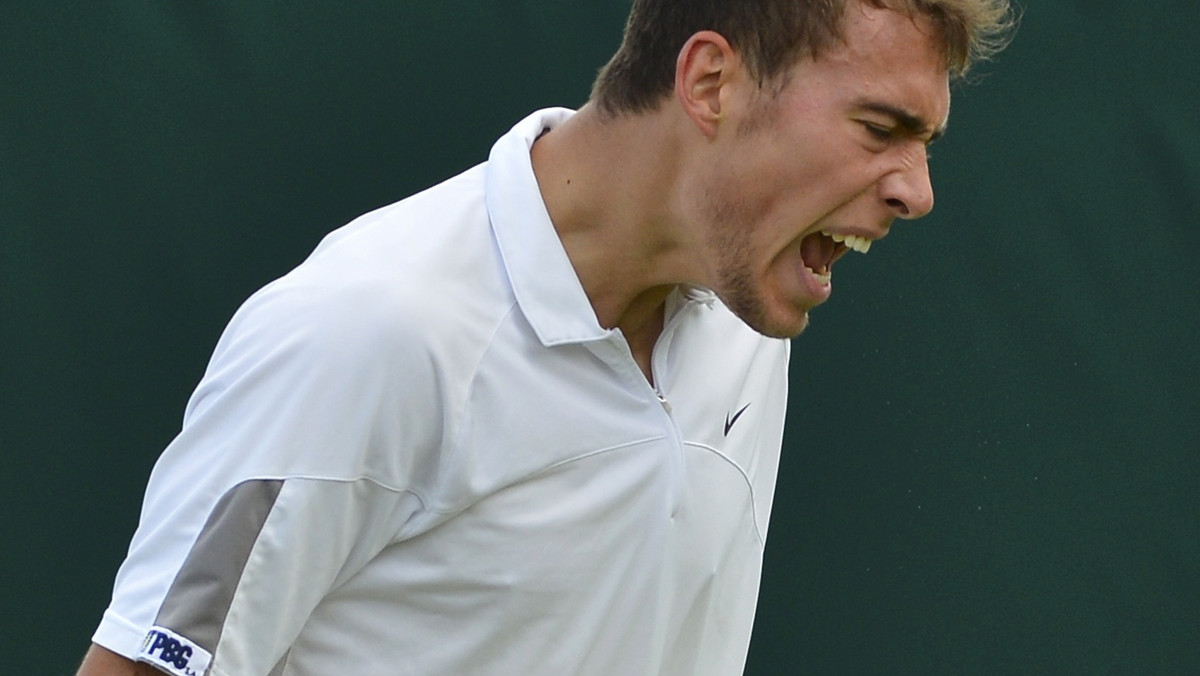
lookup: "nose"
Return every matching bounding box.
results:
[880,147,934,220]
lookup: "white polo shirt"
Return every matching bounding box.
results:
[93,108,790,676]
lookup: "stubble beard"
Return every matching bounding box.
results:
[718,259,809,339]
[707,197,806,340]
[709,89,809,339]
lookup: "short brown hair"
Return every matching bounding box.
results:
[590,0,1016,116]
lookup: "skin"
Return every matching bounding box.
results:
[689,6,948,338]
[532,1,950,379]
[76,645,159,675]
[77,2,951,672]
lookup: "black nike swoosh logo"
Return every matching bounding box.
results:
[724,402,751,437]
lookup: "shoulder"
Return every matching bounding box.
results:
[216,167,511,377]
[181,169,517,458]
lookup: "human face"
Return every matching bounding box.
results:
[697,3,951,338]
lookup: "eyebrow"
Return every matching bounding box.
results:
[858,101,947,143]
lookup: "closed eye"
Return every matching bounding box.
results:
[862,121,937,161]
[861,121,894,140]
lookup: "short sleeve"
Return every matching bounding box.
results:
[92,271,447,675]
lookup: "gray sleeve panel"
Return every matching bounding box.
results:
[155,479,285,655]
[267,650,290,676]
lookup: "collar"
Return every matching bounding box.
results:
[486,108,614,347]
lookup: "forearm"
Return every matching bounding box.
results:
[76,644,162,676]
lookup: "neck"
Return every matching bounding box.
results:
[530,104,700,349]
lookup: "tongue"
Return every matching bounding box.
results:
[799,232,834,272]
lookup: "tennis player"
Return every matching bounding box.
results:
[79,1,1011,674]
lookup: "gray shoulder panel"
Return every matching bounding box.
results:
[156,479,285,655]
[268,649,291,676]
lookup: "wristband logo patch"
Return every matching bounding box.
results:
[138,626,212,676]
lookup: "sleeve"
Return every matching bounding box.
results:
[91,271,449,676]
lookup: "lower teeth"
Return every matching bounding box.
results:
[806,266,831,285]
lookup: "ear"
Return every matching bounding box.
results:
[674,31,740,138]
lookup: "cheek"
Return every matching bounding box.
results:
[763,161,874,231]
[698,160,775,231]
[703,130,877,247]
[767,134,874,206]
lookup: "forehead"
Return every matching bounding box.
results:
[787,3,951,127]
[837,2,949,68]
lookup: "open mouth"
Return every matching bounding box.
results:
[798,230,872,285]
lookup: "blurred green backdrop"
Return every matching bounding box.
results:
[3,2,1197,674]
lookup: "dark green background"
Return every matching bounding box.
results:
[3,2,1197,674]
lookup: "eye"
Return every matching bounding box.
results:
[860,121,894,140]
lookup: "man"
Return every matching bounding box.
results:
[79,1,1012,674]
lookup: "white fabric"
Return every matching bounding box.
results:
[94,108,790,676]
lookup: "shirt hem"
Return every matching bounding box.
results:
[92,608,147,660]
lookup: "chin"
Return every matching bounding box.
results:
[715,269,813,338]
[759,313,810,339]
[732,301,810,339]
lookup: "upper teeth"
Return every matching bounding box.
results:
[826,231,872,253]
